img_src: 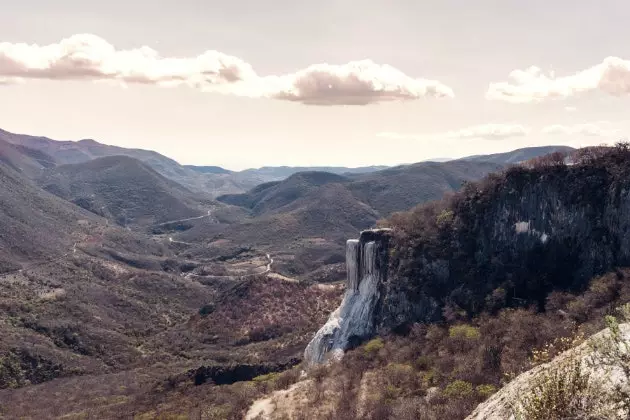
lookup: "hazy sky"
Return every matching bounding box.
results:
[1,0,629,170]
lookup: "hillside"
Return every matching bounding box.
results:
[0,137,56,179]
[0,128,261,196]
[0,160,103,271]
[207,161,503,278]
[346,160,503,216]
[184,165,233,174]
[239,165,390,179]
[460,145,575,164]
[38,155,210,228]
[219,171,350,216]
[245,145,630,420]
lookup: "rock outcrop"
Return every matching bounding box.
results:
[304,229,392,365]
[466,323,630,420]
[380,159,630,331]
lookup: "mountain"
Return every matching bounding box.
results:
[184,165,233,174]
[0,159,103,271]
[37,155,212,228]
[239,165,389,179]
[346,160,503,216]
[219,171,350,216]
[460,145,575,164]
[0,139,626,419]
[0,128,260,196]
[200,161,502,278]
[0,137,56,179]
[256,145,630,420]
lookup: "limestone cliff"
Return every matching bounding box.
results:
[381,154,630,330]
[304,229,391,365]
[306,149,630,365]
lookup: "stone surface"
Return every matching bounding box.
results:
[303,229,391,365]
[466,323,630,420]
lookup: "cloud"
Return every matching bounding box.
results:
[541,123,621,137]
[0,34,454,105]
[0,34,256,88]
[564,106,577,112]
[262,60,454,105]
[377,123,530,141]
[487,57,630,103]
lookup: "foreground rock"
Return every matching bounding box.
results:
[466,323,630,420]
[303,229,392,365]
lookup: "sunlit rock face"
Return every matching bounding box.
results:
[304,229,392,365]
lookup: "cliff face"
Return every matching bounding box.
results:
[380,157,630,331]
[304,229,391,365]
[306,150,630,363]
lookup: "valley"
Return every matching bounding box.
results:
[1,126,628,420]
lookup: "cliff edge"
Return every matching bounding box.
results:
[304,229,392,365]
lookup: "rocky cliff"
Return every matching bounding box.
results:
[380,149,630,331]
[304,229,391,365]
[306,147,630,365]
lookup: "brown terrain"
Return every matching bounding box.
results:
[0,126,588,419]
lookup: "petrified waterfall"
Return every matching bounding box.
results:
[304,229,391,365]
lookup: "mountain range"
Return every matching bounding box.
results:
[5,125,626,420]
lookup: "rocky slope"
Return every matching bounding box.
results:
[466,323,630,420]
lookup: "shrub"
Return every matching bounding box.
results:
[252,372,278,383]
[588,305,630,416]
[449,324,480,340]
[443,380,473,399]
[475,384,497,399]
[363,337,385,356]
[515,360,611,420]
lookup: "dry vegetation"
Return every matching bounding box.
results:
[285,268,630,419]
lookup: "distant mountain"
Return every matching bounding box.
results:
[219,172,349,216]
[239,165,389,179]
[460,145,575,165]
[346,160,502,216]
[1,128,577,202]
[184,165,232,174]
[38,155,211,228]
[206,161,501,277]
[219,161,502,219]
[0,128,258,197]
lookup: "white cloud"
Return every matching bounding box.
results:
[0,34,256,88]
[564,106,577,112]
[487,57,630,103]
[377,123,530,141]
[0,34,454,106]
[541,123,621,137]
[262,60,454,105]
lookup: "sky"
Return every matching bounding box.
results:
[1,0,629,170]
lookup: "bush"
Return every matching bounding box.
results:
[588,305,630,416]
[363,338,385,356]
[449,324,480,339]
[443,380,473,399]
[475,384,497,399]
[515,360,611,420]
